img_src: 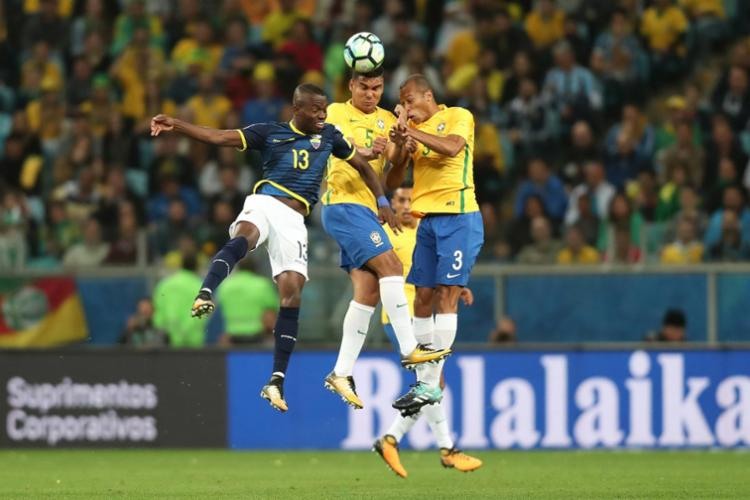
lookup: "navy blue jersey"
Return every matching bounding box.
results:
[237,121,356,213]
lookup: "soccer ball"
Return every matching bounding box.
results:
[343,32,385,73]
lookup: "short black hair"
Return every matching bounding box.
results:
[293,83,327,104]
[399,73,433,92]
[663,309,686,327]
[351,65,384,80]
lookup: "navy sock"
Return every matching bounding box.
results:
[201,237,249,292]
[272,307,300,375]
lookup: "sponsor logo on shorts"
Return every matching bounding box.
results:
[446,273,461,279]
[370,231,383,247]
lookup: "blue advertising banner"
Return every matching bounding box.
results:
[228,350,750,450]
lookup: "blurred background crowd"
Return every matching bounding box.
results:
[1,0,750,275]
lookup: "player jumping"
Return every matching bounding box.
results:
[375,74,484,470]
[374,185,483,477]
[150,83,423,413]
[321,67,451,409]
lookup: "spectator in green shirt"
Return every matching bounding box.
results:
[152,253,207,347]
[217,258,278,346]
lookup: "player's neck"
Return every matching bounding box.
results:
[422,103,441,122]
[351,100,376,115]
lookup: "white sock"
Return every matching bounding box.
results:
[379,276,417,355]
[386,413,418,442]
[333,301,374,377]
[434,313,458,349]
[414,316,436,385]
[423,401,453,449]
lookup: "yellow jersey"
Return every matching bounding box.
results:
[381,223,418,324]
[409,105,479,215]
[323,101,397,212]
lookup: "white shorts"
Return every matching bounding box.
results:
[228,194,308,281]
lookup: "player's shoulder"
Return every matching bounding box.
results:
[240,121,279,134]
[375,106,397,125]
[444,106,474,122]
[321,123,345,137]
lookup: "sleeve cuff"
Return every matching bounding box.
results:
[344,147,356,161]
[235,129,247,151]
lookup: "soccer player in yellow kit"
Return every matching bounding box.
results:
[375,184,481,476]
[380,74,484,472]
[321,67,450,410]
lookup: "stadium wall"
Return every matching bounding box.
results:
[2,349,748,449]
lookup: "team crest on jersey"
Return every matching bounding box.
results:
[370,231,383,247]
[377,119,385,130]
[310,135,321,150]
[437,123,446,133]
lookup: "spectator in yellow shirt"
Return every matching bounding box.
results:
[661,216,704,264]
[640,0,689,54]
[21,40,63,96]
[557,224,601,264]
[111,26,165,121]
[171,19,224,75]
[524,0,565,52]
[185,73,232,129]
[261,0,300,48]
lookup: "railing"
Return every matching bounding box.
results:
[2,263,750,345]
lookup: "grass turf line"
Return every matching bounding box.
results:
[0,450,747,499]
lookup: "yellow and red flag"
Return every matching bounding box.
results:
[0,277,88,348]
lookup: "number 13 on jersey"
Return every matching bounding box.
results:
[292,149,309,170]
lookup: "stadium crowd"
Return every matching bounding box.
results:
[1,0,750,272]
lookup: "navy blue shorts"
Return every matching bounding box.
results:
[322,203,393,272]
[407,212,484,288]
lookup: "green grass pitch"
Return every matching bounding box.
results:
[0,449,747,499]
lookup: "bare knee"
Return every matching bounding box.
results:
[276,272,305,308]
[435,286,460,313]
[353,287,379,307]
[367,251,403,278]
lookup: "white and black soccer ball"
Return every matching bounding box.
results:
[343,32,385,73]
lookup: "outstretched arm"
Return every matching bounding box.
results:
[347,151,402,233]
[151,114,243,148]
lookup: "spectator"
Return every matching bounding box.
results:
[566,161,616,225]
[656,118,704,187]
[711,66,750,132]
[508,194,548,255]
[22,0,69,52]
[388,43,443,103]
[640,0,689,82]
[152,253,206,347]
[524,0,566,54]
[543,41,602,131]
[104,201,140,265]
[219,18,249,75]
[502,51,538,106]
[517,216,563,265]
[0,189,28,268]
[571,189,601,245]
[216,258,278,346]
[705,158,743,213]
[603,102,654,190]
[604,227,643,264]
[202,199,235,254]
[278,19,323,73]
[488,316,517,343]
[706,210,750,262]
[645,308,687,342]
[598,192,644,255]
[62,217,109,267]
[66,57,93,108]
[185,73,232,129]
[170,19,223,75]
[150,197,198,256]
[70,0,112,57]
[506,79,554,162]
[591,8,646,114]
[558,224,600,264]
[653,94,703,154]
[704,185,750,250]
[514,157,567,224]
[110,0,164,56]
[703,114,748,195]
[482,7,532,71]
[372,0,421,48]
[261,0,300,48]
[663,185,708,241]
[655,163,690,222]
[633,170,660,222]
[561,120,599,188]
[241,62,284,125]
[41,200,79,261]
[120,298,169,347]
[661,216,704,263]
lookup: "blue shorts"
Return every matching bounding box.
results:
[407,212,484,288]
[321,203,393,272]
